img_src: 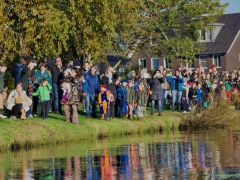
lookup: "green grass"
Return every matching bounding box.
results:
[0,108,180,152]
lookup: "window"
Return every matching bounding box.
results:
[199,55,208,68]
[213,55,221,68]
[150,36,158,46]
[151,58,159,70]
[200,29,211,41]
[119,68,125,73]
[164,57,172,69]
[139,58,146,68]
[186,59,195,69]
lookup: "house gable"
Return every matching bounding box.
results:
[201,13,240,54]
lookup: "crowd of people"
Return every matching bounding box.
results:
[0,57,239,124]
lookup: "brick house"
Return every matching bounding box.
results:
[128,13,240,72]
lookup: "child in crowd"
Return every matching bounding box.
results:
[135,82,148,121]
[117,82,127,119]
[61,81,71,103]
[33,79,52,120]
[126,80,135,120]
[106,90,114,119]
[98,85,109,120]
[188,82,196,109]
[15,90,31,120]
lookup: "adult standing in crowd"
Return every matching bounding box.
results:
[135,69,150,115]
[80,61,90,112]
[0,62,8,119]
[11,58,27,87]
[83,66,99,118]
[47,56,65,115]
[61,68,81,124]
[167,69,185,111]
[101,66,119,119]
[125,70,138,82]
[149,70,164,116]
[161,69,170,110]
[18,57,37,95]
[33,63,53,116]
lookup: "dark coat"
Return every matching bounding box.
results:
[149,77,164,100]
[202,83,210,102]
[18,65,35,91]
[11,62,23,87]
[101,72,119,97]
[188,88,196,101]
[47,59,65,84]
[80,68,89,76]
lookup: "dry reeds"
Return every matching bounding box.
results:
[180,98,240,129]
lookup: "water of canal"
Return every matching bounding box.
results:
[0,130,239,179]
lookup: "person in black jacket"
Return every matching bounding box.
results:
[18,57,37,96]
[101,66,119,119]
[47,57,65,115]
[12,58,27,87]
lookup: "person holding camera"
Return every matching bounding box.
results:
[167,69,185,111]
[161,70,171,110]
[135,69,151,115]
[149,70,164,116]
[82,66,99,118]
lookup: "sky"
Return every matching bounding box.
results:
[220,0,240,14]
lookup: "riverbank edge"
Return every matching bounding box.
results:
[0,113,180,152]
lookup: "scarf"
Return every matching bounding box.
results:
[106,73,113,84]
[27,70,33,96]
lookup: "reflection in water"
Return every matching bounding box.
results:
[1,130,240,179]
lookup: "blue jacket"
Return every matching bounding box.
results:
[166,75,184,91]
[196,88,203,101]
[12,62,23,87]
[117,86,127,102]
[83,72,99,94]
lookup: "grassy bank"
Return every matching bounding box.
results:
[0,110,180,152]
